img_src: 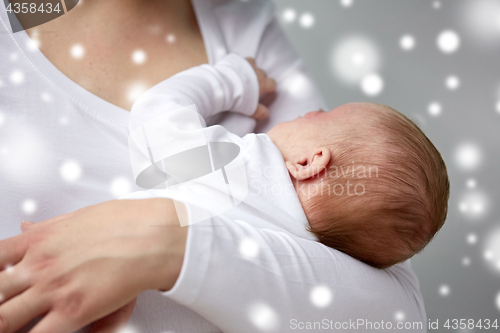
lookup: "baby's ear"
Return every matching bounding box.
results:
[286,148,331,181]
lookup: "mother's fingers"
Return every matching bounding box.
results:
[1,211,75,268]
[0,265,31,305]
[20,221,35,233]
[28,311,77,333]
[0,288,49,333]
[0,235,28,269]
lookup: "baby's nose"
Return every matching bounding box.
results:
[303,110,325,119]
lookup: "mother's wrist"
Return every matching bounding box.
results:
[131,198,188,292]
[154,225,188,292]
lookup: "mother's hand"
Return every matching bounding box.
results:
[0,198,187,333]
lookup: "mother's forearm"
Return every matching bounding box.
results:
[130,198,188,292]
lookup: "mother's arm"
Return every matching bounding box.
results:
[163,213,427,332]
[0,197,425,333]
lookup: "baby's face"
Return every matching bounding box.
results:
[267,103,380,161]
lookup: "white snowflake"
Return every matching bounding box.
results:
[132,49,147,65]
[166,33,176,44]
[71,44,85,59]
[284,72,312,99]
[331,36,380,84]
[466,178,477,188]
[400,34,416,51]
[215,47,226,58]
[116,325,139,333]
[394,311,405,321]
[428,102,442,116]
[466,233,477,245]
[110,177,132,197]
[340,0,353,8]
[22,199,37,215]
[10,70,25,85]
[462,257,471,266]
[41,92,52,103]
[310,285,333,308]
[60,160,82,183]
[437,30,460,53]
[455,142,482,170]
[248,303,279,331]
[26,38,40,52]
[461,0,500,45]
[445,75,460,90]
[299,13,315,28]
[459,191,489,219]
[483,228,500,272]
[439,284,450,296]
[239,236,260,258]
[282,8,296,22]
[59,116,69,125]
[127,82,148,102]
[0,125,49,181]
[361,73,384,96]
[4,264,14,274]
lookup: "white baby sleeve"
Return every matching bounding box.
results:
[162,217,427,333]
[129,53,259,134]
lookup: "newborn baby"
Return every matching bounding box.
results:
[127,53,449,269]
[268,103,450,268]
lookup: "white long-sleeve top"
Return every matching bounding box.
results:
[0,0,426,332]
[122,54,427,332]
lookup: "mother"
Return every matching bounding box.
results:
[0,0,427,332]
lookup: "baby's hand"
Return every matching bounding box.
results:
[245,57,276,120]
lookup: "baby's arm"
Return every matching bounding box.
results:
[127,54,273,191]
[129,54,273,134]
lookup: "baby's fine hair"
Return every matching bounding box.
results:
[306,104,450,269]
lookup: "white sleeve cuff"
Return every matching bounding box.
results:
[160,217,214,306]
[213,53,260,117]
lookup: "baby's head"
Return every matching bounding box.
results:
[267,103,450,269]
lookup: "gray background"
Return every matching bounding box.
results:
[272,0,500,330]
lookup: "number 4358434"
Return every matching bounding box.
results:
[6,2,61,14]
[444,319,499,330]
